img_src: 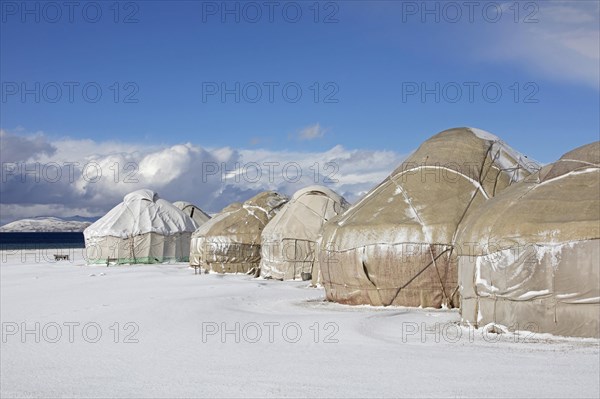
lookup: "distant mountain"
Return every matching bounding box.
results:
[0,217,94,232]
[46,215,99,223]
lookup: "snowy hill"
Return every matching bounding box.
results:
[0,217,93,232]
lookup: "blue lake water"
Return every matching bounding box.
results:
[0,232,85,250]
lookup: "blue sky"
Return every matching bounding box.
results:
[1,1,599,223]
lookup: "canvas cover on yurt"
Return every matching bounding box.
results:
[189,191,288,273]
[84,189,199,264]
[173,201,211,226]
[259,186,350,280]
[456,141,600,338]
[317,127,540,308]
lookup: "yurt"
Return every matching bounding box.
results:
[84,189,199,264]
[456,141,600,338]
[173,201,211,226]
[259,186,350,280]
[317,127,540,308]
[189,191,288,274]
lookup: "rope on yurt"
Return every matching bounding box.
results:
[361,246,376,287]
[448,283,460,303]
[428,244,452,307]
[293,238,298,280]
[129,234,134,263]
[384,248,451,306]
[441,142,498,306]
[489,145,517,195]
[123,199,140,264]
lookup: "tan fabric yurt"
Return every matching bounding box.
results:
[456,141,600,338]
[173,201,211,226]
[84,189,198,264]
[317,127,540,308]
[259,186,350,280]
[189,191,288,273]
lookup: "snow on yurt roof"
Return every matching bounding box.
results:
[290,185,348,205]
[221,202,242,213]
[191,191,288,240]
[456,141,600,253]
[327,127,541,249]
[539,141,600,182]
[172,201,211,225]
[172,201,193,209]
[262,185,349,241]
[387,127,540,181]
[84,189,198,238]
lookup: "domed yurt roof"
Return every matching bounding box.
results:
[456,141,600,250]
[192,191,288,240]
[263,185,349,240]
[172,201,211,226]
[85,189,198,238]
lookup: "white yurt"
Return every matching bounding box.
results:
[456,141,600,338]
[84,189,198,264]
[259,186,350,280]
[173,201,211,226]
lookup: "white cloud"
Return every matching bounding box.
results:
[297,123,327,141]
[538,3,598,24]
[0,130,407,225]
[0,129,56,163]
[484,2,600,89]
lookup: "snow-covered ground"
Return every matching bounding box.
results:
[1,249,598,398]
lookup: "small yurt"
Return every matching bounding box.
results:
[189,191,288,274]
[456,142,600,338]
[84,189,198,264]
[317,127,539,308]
[259,186,350,280]
[173,201,211,226]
